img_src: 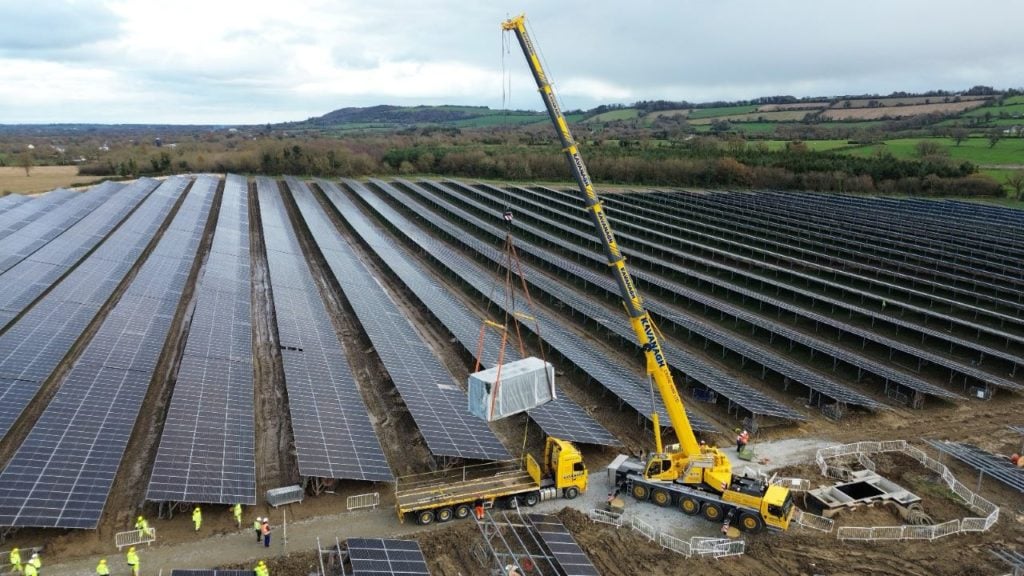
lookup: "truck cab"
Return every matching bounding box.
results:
[542,437,587,498]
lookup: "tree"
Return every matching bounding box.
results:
[1007,170,1024,200]
[914,139,944,157]
[951,127,968,147]
[988,130,1001,148]
[19,151,33,176]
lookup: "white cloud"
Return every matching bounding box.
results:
[0,0,1021,123]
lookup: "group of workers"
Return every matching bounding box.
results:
[7,548,41,576]
[29,504,270,576]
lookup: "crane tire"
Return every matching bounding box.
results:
[701,502,723,521]
[631,484,650,501]
[679,496,700,515]
[738,512,763,533]
[651,489,671,507]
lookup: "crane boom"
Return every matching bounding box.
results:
[500,14,794,533]
[501,14,699,457]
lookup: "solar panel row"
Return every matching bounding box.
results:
[0,188,77,241]
[322,179,619,447]
[0,179,158,330]
[346,538,430,576]
[147,174,256,505]
[286,178,508,461]
[527,513,599,576]
[0,178,186,443]
[359,179,719,432]
[403,179,803,421]
[465,181,1013,396]
[255,177,392,482]
[0,175,214,529]
[0,195,29,214]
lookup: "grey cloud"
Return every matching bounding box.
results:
[0,0,119,51]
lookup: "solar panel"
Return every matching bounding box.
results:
[527,514,599,575]
[170,571,253,576]
[0,176,213,529]
[256,177,392,482]
[285,177,508,460]
[325,181,619,446]
[0,188,77,241]
[347,538,430,576]
[0,179,156,331]
[0,178,186,443]
[147,174,256,505]
[391,179,802,422]
[923,439,1024,493]
[353,179,718,433]
[0,195,29,213]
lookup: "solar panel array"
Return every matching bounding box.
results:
[171,571,254,576]
[148,174,256,504]
[527,514,599,576]
[356,179,718,432]
[464,181,972,403]
[322,179,618,447]
[0,177,186,444]
[395,179,802,422]
[346,538,430,576]
[0,182,130,275]
[0,179,156,330]
[285,177,508,460]
[923,439,1024,493]
[0,188,76,241]
[256,177,392,482]
[0,195,29,213]
[0,175,214,529]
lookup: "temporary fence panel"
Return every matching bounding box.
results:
[115,528,156,550]
[346,492,380,511]
[630,516,656,542]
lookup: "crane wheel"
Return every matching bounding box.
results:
[524,492,540,507]
[651,489,671,507]
[738,512,763,533]
[701,502,723,521]
[679,497,700,515]
[454,504,472,520]
[416,510,435,525]
[436,508,454,523]
[631,484,649,501]
[564,487,580,500]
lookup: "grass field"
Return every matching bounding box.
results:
[689,110,815,125]
[687,104,758,119]
[584,108,640,123]
[0,166,99,194]
[843,137,1024,164]
[754,139,853,152]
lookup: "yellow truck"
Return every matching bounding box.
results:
[395,437,587,525]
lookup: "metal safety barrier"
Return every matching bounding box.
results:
[792,508,834,533]
[115,528,155,550]
[346,492,380,511]
[629,516,656,542]
[820,440,1000,542]
[587,508,624,527]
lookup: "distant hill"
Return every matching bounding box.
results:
[286,104,558,131]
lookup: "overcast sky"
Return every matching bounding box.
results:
[1,0,1022,124]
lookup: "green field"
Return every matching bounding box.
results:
[584,108,640,123]
[687,105,758,120]
[754,139,853,151]
[452,113,545,127]
[960,102,1024,118]
[844,137,1024,164]
[694,122,779,134]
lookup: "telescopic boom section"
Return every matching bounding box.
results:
[501,15,700,457]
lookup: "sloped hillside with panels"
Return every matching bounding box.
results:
[0,175,1019,544]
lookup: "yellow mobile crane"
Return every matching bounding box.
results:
[501,14,794,533]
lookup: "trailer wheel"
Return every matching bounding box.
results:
[436,507,454,523]
[524,492,540,507]
[454,504,472,520]
[505,496,519,509]
[738,512,763,533]
[651,488,671,507]
[415,510,435,525]
[701,502,723,521]
[631,484,649,501]
[679,496,700,515]
[564,486,580,500]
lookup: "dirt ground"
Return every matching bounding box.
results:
[0,166,101,194]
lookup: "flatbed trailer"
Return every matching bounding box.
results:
[396,456,564,525]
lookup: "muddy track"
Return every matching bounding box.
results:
[250,179,297,492]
